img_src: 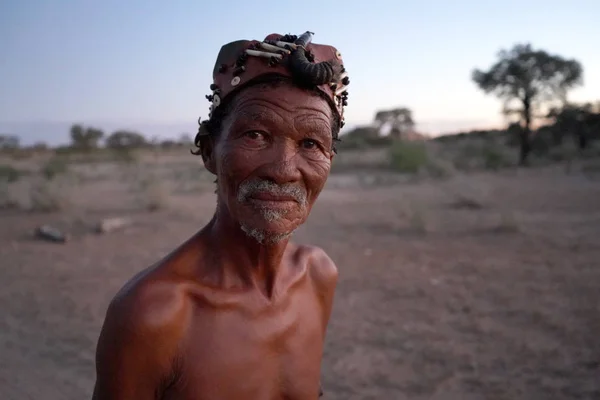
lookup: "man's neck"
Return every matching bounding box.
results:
[201,205,290,299]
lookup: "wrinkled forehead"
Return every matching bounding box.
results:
[225,84,334,131]
[229,81,333,115]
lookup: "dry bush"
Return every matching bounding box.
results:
[330,147,389,173]
[143,181,170,211]
[444,175,492,209]
[111,147,139,164]
[376,138,515,178]
[333,137,517,177]
[547,141,581,173]
[0,181,19,209]
[547,140,578,163]
[11,177,74,213]
[168,164,215,194]
[531,139,600,173]
[135,173,171,211]
[1,159,73,212]
[0,164,22,183]
[41,156,69,180]
[0,156,75,212]
[387,140,455,180]
[420,142,456,178]
[29,178,73,212]
[449,138,514,171]
[0,164,23,209]
[53,147,138,165]
[336,133,393,150]
[396,197,430,233]
[480,144,514,170]
[334,131,600,177]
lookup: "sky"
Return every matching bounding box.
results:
[1,0,599,145]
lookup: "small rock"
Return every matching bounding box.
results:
[96,217,132,234]
[35,225,68,243]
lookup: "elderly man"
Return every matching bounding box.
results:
[92,31,350,400]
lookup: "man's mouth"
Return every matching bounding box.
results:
[249,191,298,203]
[236,178,308,208]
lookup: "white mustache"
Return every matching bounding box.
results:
[237,179,307,206]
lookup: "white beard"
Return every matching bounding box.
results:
[240,224,294,244]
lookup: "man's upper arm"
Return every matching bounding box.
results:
[307,246,339,333]
[92,285,185,400]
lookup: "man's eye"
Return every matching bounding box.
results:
[244,131,263,140]
[301,139,318,149]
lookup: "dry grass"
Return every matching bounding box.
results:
[1,176,73,212]
[136,174,171,211]
[0,149,216,214]
[0,182,19,209]
[1,146,599,399]
[27,178,73,212]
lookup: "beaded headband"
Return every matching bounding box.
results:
[197,31,350,136]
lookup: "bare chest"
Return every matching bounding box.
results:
[166,291,325,400]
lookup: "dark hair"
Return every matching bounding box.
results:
[191,74,341,157]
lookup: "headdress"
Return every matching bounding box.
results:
[197,31,350,136]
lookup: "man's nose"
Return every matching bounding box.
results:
[257,142,302,185]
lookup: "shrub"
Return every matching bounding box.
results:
[41,157,69,180]
[135,174,170,211]
[28,179,71,212]
[0,164,21,182]
[481,144,513,170]
[389,141,428,173]
[0,182,19,209]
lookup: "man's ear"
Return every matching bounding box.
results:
[201,136,217,174]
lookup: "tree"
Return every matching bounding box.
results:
[547,102,600,149]
[374,107,415,138]
[31,142,48,151]
[69,124,85,148]
[160,139,178,148]
[345,126,379,139]
[69,124,104,150]
[105,130,147,149]
[472,43,583,165]
[0,134,20,150]
[178,133,193,145]
[85,127,104,148]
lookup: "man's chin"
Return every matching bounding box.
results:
[240,224,294,245]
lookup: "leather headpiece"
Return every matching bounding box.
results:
[199,31,350,133]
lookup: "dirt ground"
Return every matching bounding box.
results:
[1,154,599,399]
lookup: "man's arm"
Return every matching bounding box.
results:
[92,284,185,400]
[307,246,339,335]
[307,246,339,399]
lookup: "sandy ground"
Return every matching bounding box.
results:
[1,155,599,400]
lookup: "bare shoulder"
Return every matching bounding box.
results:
[105,270,189,339]
[93,266,190,398]
[299,244,339,289]
[102,239,198,340]
[295,245,339,333]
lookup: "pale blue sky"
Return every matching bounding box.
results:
[1,0,598,145]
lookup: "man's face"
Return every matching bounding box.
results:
[207,82,335,243]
